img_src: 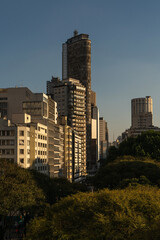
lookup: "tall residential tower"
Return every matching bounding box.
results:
[131,96,153,129]
[62,31,91,169]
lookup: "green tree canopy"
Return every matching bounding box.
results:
[0,160,45,239]
[30,170,87,205]
[26,186,160,240]
[115,131,160,160]
[0,160,45,217]
[91,156,160,190]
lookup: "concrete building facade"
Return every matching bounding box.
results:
[0,115,49,175]
[0,87,63,177]
[131,96,153,129]
[99,117,108,160]
[62,31,91,170]
[47,77,86,176]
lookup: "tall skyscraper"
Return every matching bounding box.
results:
[62,31,91,169]
[131,96,153,129]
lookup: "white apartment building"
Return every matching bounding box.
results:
[0,87,64,178]
[0,115,48,175]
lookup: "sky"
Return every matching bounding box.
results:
[1,0,160,141]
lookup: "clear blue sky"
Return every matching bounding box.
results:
[1,0,160,141]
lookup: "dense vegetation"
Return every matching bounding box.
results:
[0,160,87,239]
[2,131,160,239]
[107,131,160,162]
[26,186,160,240]
[91,156,160,189]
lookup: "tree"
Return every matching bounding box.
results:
[91,156,160,190]
[30,170,87,205]
[26,186,160,240]
[118,131,160,160]
[0,160,45,239]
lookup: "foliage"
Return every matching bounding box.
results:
[108,131,160,161]
[30,170,87,205]
[0,160,45,239]
[26,186,160,240]
[106,146,119,163]
[0,160,45,216]
[91,156,160,190]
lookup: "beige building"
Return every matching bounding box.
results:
[131,96,153,129]
[0,87,65,178]
[59,116,83,182]
[0,119,16,163]
[47,77,86,176]
[0,115,48,175]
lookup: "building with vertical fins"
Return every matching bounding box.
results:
[62,31,91,171]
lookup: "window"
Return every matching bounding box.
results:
[2,131,5,136]
[19,149,24,154]
[6,149,10,155]
[20,158,24,164]
[10,140,14,145]
[19,140,24,145]
[19,130,24,136]
[10,130,15,136]
[10,149,14,155]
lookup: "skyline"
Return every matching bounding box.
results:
[1,1,160,140]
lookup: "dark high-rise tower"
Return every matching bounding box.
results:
[62,31,91,170]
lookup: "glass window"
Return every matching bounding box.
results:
[19,149,24,154]
[19,130,24,136]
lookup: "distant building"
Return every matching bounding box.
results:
[123,126,160,139]
[99,117,108,160]
[90,90,100,174]
[122,96,160,139]
[91,90,96,107]
[131,96,153,129]
[90,106,100,174]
